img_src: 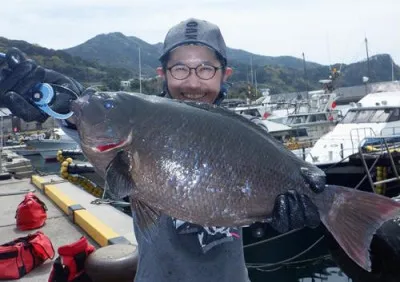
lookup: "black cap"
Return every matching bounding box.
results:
[159,18,227,65]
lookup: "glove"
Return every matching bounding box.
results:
[0,48,84,122]
[267,190,321,233]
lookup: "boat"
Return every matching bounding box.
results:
[13,128,81,160]
[224,77,343,151]
[306,90,400,167]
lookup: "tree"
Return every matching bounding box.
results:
[102,75,122,91]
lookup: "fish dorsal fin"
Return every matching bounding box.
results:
[105,150,135,199]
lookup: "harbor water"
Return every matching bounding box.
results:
[25,154,352,282]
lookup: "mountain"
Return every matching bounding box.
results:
[226,48,321,69]
[64,32,160,77]
[1,33,399,98]
[63,32,399,93]
[64,32,322,76]
[331,54,398,87]
[0,36,131,86]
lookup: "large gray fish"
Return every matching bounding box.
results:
[71,91,400,272]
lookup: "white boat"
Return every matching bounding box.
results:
[226,79,343,147]
[14,128,80,159]
[267,88,342,143]
[306,90,400,166]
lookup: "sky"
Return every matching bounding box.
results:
[2,0,399,66]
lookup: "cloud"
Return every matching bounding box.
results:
[1,0,398,65]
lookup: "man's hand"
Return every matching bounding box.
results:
[267,190,321,233]
[0,48,83,122]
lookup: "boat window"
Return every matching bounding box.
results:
[294,128,308,137]
[289,116,306,124]
[370,109,392,122]
[309,115,317,122]
[239,109,261,117]
[341,110,357,123]
[353,110,376,123]
[340,109,384,123]
[388,108,400,122]
[315,114,327,121]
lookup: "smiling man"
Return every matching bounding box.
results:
[157,18,232,105]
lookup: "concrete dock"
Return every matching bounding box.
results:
[0,175,137,281]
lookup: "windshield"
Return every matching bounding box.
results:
[340,109,397,124]
[287,115,307,124]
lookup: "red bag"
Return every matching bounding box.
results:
[16,192,47,230]
[0,231,55,280]
[49,236,95,282]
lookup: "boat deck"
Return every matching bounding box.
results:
[0,175,136,281]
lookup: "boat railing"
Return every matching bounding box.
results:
[380,126,400,136]
[357,135,400,193]
[350,127,376,153]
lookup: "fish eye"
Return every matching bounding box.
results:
[103,100,114,110]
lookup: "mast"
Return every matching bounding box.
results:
[392,56,395,81]
[138,47,142,93]
[365,37,371,80]
[250,55,254,85]
[302,52,309,95]
[254,70,258,97]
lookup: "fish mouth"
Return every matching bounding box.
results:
[91,132,132,153]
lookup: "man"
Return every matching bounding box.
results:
[0,18,321,281]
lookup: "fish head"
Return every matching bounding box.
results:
[71,90,135,176]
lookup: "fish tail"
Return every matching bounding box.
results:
[315,185,400,271]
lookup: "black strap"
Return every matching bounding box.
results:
[0,250,18,259]
[50,256,69,282]
[18,265,26,277]
[73,252,87,273]
[50,251,89,282]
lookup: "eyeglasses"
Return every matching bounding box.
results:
[167,63,223,80]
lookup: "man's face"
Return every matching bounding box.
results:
[157,45,232,104]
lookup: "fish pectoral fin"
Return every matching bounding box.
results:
[105,150,135,199]
[130,197,161,241]
[300,167,326,193]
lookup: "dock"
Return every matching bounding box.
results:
[0,174,137,281]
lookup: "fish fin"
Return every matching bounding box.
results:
[130,197,161,241]
[105,150,135,199]
[300,167,326,193]
[317,185,400,272]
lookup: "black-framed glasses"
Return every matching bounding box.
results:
[167,63,223,80]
